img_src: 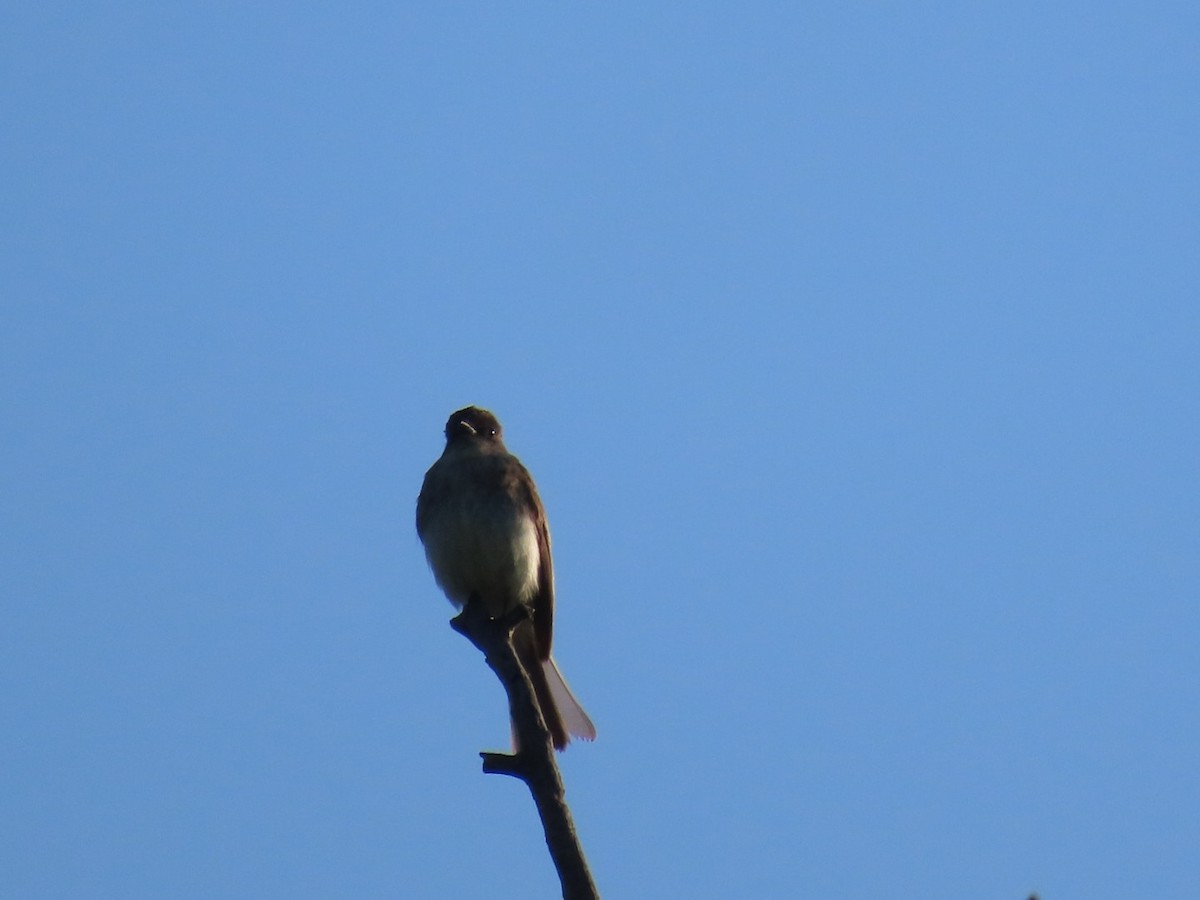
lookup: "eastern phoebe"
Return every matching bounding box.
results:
[416,406,596,750]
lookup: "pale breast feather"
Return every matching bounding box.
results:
[420,477,542,614]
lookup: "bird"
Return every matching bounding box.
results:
[416,406,596,750]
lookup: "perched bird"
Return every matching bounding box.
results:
[416,406,596,750]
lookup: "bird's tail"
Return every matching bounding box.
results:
[513,625,596,750]
[542,655,596,746]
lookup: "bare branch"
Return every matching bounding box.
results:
[450,597,599,900]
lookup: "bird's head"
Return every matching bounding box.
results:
[444,406,503,444]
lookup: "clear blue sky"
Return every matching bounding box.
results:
[3,4,1197,898]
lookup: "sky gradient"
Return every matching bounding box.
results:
[3,4,1198,898]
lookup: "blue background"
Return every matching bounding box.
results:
[3,4,1197,898]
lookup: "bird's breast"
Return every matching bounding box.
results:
[421,488,541,615]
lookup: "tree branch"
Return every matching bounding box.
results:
[450,597,599,900]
